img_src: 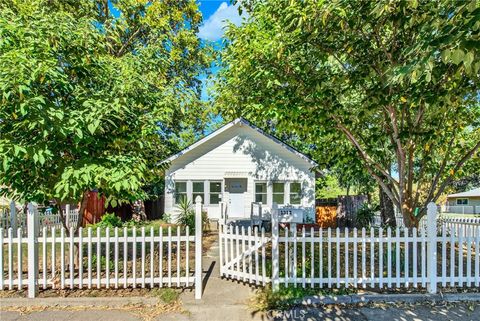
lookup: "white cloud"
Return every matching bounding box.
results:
[198,2,246,41]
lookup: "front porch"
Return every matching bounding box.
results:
[219,201,315,231]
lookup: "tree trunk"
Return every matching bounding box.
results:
[73,190,90,267]
[75,190,90,234]
[55,200,69,233]
[379,187,396,227]
[401,203,419,228]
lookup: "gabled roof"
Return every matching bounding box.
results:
[163,117,317,166]
[447,188,480,198]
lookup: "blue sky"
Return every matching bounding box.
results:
[109,1,246,101]
[197,1,244,43]
[197,1,246,101]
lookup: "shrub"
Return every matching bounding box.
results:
[175,198,210,233]
[122,219,144,228]
[95,213,123,228]
[175,198,195,231]
[356,203,375,228]
[162,212,172,223]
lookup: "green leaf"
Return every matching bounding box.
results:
[38,153,45,165]
[451,49,464,65]
[463,51,474,70]
[87,122,96,135]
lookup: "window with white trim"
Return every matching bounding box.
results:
[290,182,301,205]
[192,182,205,203]
[209,181,222,205]
[456,198,468,205]
[255,183,267,203]
[174,181,187,204]
[272,182,285,205]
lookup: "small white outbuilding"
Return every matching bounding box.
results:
[163,118,317,222]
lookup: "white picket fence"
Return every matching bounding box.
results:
[373,213,480,235]
[0,202,79,234]
[0,200,204,299]
[220,203,480,293]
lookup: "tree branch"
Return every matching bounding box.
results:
[334,119,401,207]
[116,27,142,57]
[430,139,480,204]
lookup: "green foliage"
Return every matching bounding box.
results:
[175,198,195,231]
[356,204,376,228]
[88,255,115,271]
[162,213,172,224]
[150,288,180,304]
[0,0,211,208]
[94,213,123,228]
[216,0,480,226]
[174,198,209,233]
[122,219,143,229]
[252,285,356,311]
[316,175,347,198]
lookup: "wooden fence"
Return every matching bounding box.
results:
[0,199,204,299]
[220,203,480,293]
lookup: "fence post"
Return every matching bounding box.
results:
[271,203,280,291]
[65,204,71,227]
[10,200,17,237]
[27,203,39,298]
[219,201,225,225]
[194,196,203,300]
[426,202,437,294]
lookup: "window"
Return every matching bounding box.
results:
[174,181,187,204]
[290,182,301,205]
[272,182,285,204]
[255,183,267,203]
[209,181,222,205]
[456,198,468,205]
[193,182,204,203]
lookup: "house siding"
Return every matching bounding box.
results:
[447,197,480,207]
[164,124,315,220]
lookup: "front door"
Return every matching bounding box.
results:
[228,179,246,217]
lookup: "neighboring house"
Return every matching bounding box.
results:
[445,187,480,214]
[163,118,317,221]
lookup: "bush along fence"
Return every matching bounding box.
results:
[0,198,204,299]
[220,203,480,293]
[0,201,79,235]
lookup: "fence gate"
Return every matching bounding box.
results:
[219,222,271,285]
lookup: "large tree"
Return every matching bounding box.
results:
[215,0,480,227]
[0,0,211,230]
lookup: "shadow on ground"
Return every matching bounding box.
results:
[249,302,479,321]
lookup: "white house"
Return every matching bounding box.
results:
[444,187,480,214]
[163,118,317,222]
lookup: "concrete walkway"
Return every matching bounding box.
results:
[175,238,264,321]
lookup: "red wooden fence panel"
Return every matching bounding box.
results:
[83,191,105,226]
